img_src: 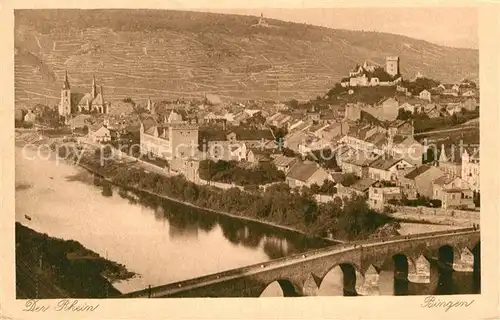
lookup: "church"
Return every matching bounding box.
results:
[58,71,111,117]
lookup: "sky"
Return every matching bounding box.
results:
[195,7,478,49]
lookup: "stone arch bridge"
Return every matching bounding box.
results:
[122,228,480,298]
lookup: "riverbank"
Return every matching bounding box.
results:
[79,160,338,244]
[15,223,133,298]
[18,134,393,242]
[76,148,393,241]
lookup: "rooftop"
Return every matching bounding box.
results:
[369,157,403,171]
[404,165,432,179]
[286,161,321,183]
[350,178,377,192]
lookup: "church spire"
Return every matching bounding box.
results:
[147,97,152,111]
[439,144,448,163]
[63,70,70,90]
[91,74,97,99]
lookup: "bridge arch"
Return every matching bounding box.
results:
[438,245,455,267]
[472,242,481,293]
[434,244,458,295]
[318,263,360,296]
[259,279,300,297]
[377,253,413,295]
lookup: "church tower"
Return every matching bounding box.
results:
[58,70,72,116]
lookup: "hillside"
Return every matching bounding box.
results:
[14,9,479,108]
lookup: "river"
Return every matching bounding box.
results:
[15,145,328,294]
[15,145,479,296]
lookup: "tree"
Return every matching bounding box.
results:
[473,191,480,207]
[397,108,412,120]
[289,99,299,109]
[282,147,298,158]
[461,79,477,89]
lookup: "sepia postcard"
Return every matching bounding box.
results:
[0,1,499,319]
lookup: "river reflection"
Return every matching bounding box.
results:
[15,146,479,297]
[15,147,329,294]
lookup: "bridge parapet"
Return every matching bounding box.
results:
[122,228,479,298]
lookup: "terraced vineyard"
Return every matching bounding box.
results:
[15,9,479,109]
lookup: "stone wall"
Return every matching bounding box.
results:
[389,205,479,220]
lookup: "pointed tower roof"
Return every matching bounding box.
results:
[63,70,70,89]
[439,144,448,163]
[147,97,153,111]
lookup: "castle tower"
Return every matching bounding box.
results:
[385,56,400,77]
[58,70,72,116]
[91,74,97,99]
[169,123,200,159]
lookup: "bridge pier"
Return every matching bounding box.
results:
[453,247,475,272]
[302,274,320,296]
[356,265,379,296]
[121,230,480,298]
[408,255,431,283]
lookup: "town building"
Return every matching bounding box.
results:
[422,103,441,118]
[23,109,36,123]
[337,178,377,198]
[367,157,415,182]
[68,114,91,129]
[388,120,414,137]
[285,161,332,188]
[337,147,379,178]
[397,165,446,199]
[419,90,432,102]
[88,121,114,143]
[272,155,299,174]
[432,176,474,209]
[344,103,362,121]
[306,106,321,122]
[461,148,480,192]
[368,181,402,210]
[207,141,248,162]
[362,98,400,122]
[267,112,292,128]
[246,150,271,167]
[140,111,199,160]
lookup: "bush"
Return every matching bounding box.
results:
[429,199,442,208]
[199,159,285,186]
